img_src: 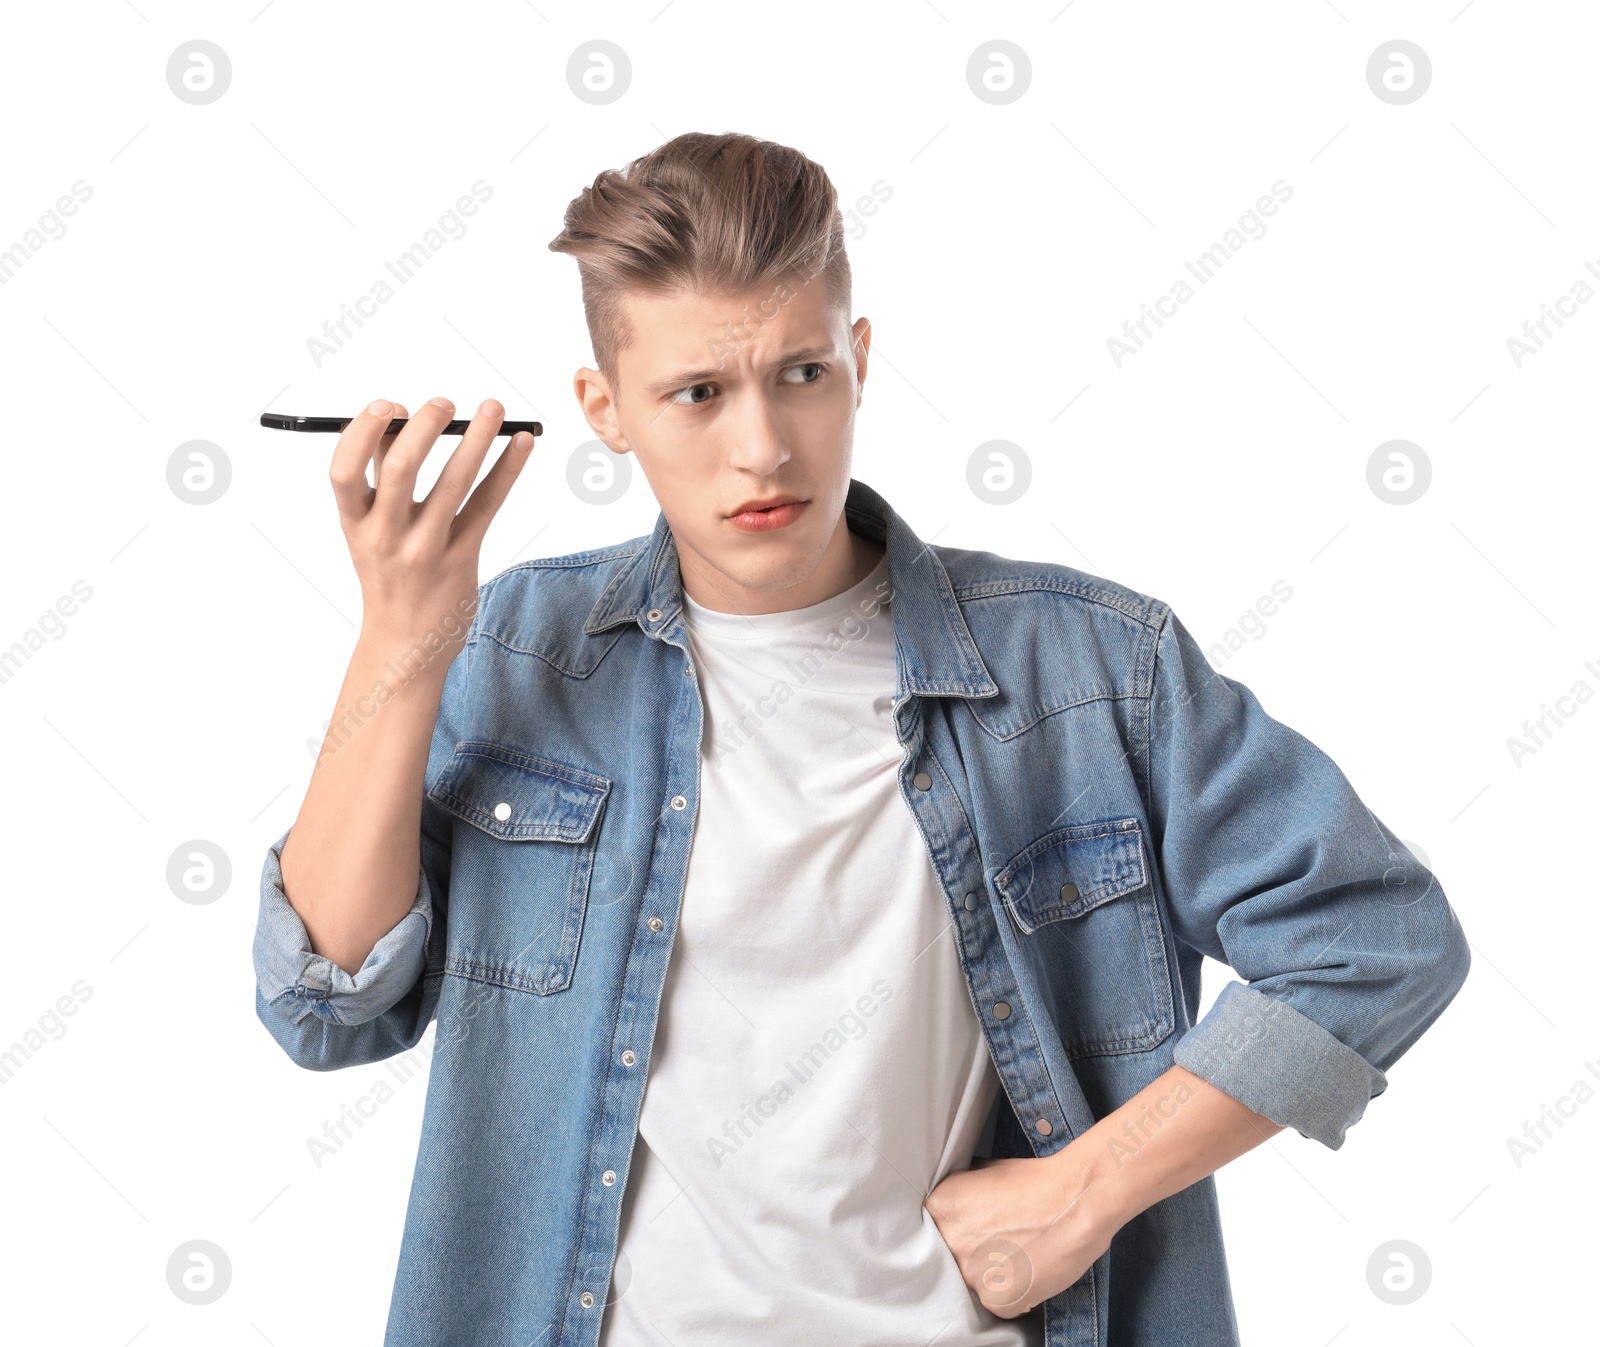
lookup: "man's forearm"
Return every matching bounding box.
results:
[279,624,458,976]
[1056,1063,1285,1235]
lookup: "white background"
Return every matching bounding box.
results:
[0,2,1594,1343]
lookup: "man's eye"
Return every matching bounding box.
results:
[669,365,823,406]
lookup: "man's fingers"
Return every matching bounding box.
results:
[329,393,528,576]
[328,398,397,523]
[373,402,409,484]
[372,397,457,529]
[422,399,506,527]
[452,430,536,549]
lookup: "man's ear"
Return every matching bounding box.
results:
[572,366,633,455]
[851,316,871,405]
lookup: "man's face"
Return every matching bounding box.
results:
[572,274,872,613]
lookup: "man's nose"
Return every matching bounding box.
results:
[724,390,789,473]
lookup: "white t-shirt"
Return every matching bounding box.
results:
[598,552,1044,1346]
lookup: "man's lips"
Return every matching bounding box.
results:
[726,496,804,516]
[726,500,808,532]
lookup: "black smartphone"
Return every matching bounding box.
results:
[261,413,542,437]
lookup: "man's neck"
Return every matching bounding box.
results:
[676,521,886,616]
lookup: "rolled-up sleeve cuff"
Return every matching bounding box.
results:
[1172,981,1388,1149]
[252,825,432,1028]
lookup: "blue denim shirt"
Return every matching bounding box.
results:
[253,476,1470,1346]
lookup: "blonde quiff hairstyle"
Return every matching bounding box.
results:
[547,132,852,397]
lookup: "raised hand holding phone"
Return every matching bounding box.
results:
[330,395,536,652]
[276,395,537,976]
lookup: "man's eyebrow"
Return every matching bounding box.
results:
[643,343,839,396]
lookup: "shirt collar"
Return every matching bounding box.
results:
[581,476,999,701]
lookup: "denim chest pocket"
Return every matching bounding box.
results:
[994,817,1175,1059]
[426,741,610,995]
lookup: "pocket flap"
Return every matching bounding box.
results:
[428,741,610,843]
[995,817,1147,934]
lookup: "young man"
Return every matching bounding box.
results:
[253,133,1470,1347]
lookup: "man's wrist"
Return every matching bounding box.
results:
[1042,1103,1140,1243]
[1045,1064,1285,1244]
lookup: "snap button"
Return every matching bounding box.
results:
[579,1291,596,1309]
[1060,881,1079,901]
[912,771,933,790]
[646,607,663,622]
[602,1169,617,1186]
[648,916,664,932]
[963,892,978,912]
[993,1001,1011,1020]
[493,802,512,821]
[621,1049,636,1066]
[670,794,687,810]
[1034,1118,1054,1136]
